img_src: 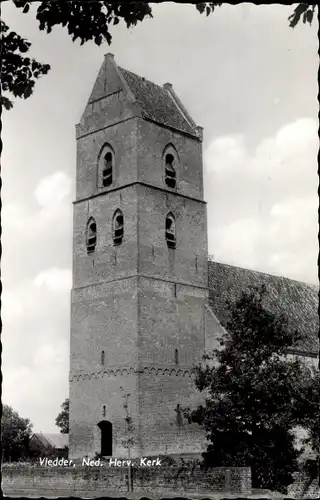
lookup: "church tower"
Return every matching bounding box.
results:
[69,54,208,459]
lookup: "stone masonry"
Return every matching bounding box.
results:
[69,54,209,459]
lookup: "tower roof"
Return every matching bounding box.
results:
[84,53,201,139]
[118,67,197,137]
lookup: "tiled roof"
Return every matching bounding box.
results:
[208,261,319,355]
[119,67,197,137]
[32,433,69,449]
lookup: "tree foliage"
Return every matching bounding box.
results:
[295,366,320,455]
[13,0,153,45]
[288,3,317,28]
[1,405,33,462]
[1,20,50,110]
[120,387,135,451]
[0,1,316,110]
[55,398,69,434]
[185,285,313,493]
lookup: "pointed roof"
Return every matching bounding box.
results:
[119,67,198,137]
[31,433,69,449]
[85,54,201,139]
[208,261,319,356]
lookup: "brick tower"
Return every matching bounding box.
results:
[69,54,208,459]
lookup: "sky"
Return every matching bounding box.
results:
[2,3,318,433]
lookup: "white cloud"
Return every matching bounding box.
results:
[2,343,69,433]
[2,170,72,432]
[211,218,261,270]
[204,134,247,175]
[1,172,73,287]
[275,117,317,159]
[2,276,70,432]
[205,118,318,284]
[33,268,72,293]
[34,171,72,208]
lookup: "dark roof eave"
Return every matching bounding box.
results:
[207,260,319,355]
[141,116,201,141]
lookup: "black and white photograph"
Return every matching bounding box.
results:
[1,1,319,498]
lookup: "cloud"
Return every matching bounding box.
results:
[33,268,72,293]
[2,273,70,432]
[2,339,69,433]
[2,170,73,432]
[2,171,73,286]
[34,172,72,208]
[205,118,318,284]
[275,117,317,159]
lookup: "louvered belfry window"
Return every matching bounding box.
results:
[87,218,97,254]
[113,209,124,246]
[165,153,176,188]
[102,152,113,187]
[165,212,176,249]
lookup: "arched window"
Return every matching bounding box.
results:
[163,144,179,189]
[174,348,179,365]
[102,405,106,418]
[165,212,176,249]
[98,144,114,189]
[86,218,97,254]
[102,152,113,187]
[101,350,105,366]
[113,209,124,246]
[165,153,176,188]
[97,420,112,456]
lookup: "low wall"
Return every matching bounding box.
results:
[132,466,251,493]
[2,465,251,495]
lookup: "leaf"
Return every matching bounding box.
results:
[1,96,14,110]
[288,3,308,29]
[306,9,313,25]
[196,3,206,14]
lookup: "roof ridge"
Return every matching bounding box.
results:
[118,67,164,91]
[165,89,196,130]
[208,260,318,288]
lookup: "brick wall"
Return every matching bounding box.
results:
[4,466,319,497]
[132,466,251,494]
[2,466,251,496]
[136,119,203,200]
[70,52,209,461]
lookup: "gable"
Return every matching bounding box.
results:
[77,54,139,137]
[208,261,319,356]
[30,433,52,449]
[77,53,200,139]
[44,433,69,449]
[87,55,125,105]
[30,433,69,449]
